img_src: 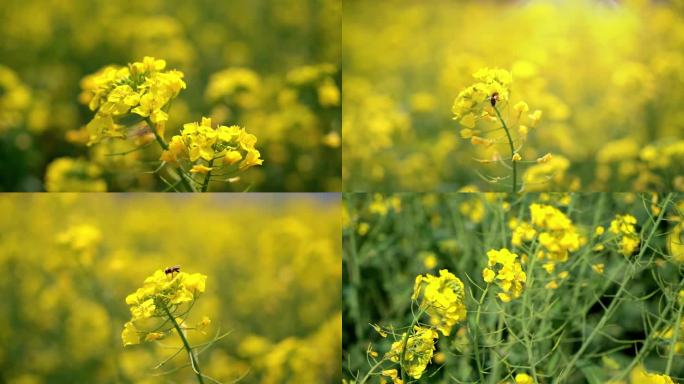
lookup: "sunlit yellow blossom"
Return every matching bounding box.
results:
[515,373,534,384]
[483,248,526,302]
[452,68,512,126]
[381,369,403,384]
[528,204,583,262]
[122,268,208,345]
[629,365,675,384]
[121,322,140,346]
[609,214,639,256]
[510,218,536,247]
[161,117,263,175]
[385,326,438,379]
[81,56,186,144]
[412,269,467,336]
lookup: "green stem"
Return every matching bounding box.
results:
[521,246,539,383]
[162,304,205,384]
[399,308,426,383]
[553,193,672,384]
[666,294,684,375]
[200,159,215,193]
[359,358,388,384]
[143,118,196,192]
[470,285,489,384]
[488,314,505,384]
[611,277,684,381]
[493,105,517,193]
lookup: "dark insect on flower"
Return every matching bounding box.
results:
[165,265,181,276]
[490,92,499,107]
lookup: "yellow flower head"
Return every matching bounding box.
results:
[452,67,512,127]
[515,373,534,384]
[161,117,263,174]
[412,269,467,336]
[483,248,526,302]
[629,365,675,384]
[385,326,438,379]
[527,204,583,263]
[81,56,186,144]
[609,214,640,256]
[122,268,207,346]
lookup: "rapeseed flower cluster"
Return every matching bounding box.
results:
[343,1,684,191]
[452,67,512,131]
[522,203,583,263]
[161,116,263,174]
[482,248,526,302]
[412,269,467,336]
[384,326,438,380]
[452,67,547,192]
[77,56,264,192]
[122,268,207,346]
[81,56,186,144]
[609,214,640,256]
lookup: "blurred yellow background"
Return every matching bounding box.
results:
[343,0,684,192]
[0,0,340,191]
[0,193,341,383]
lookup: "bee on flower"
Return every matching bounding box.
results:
[452,67,548,193]
[122,267,214,383]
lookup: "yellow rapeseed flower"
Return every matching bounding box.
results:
[412,269,467,336]
[385,326,438,379]
[483,248,526,302]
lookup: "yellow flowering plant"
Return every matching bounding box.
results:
[344,193,684,384]
[122,267,225,384]
[354,269,467,383]
[453,67,549,193]
[343,1,684,192]
[80,56,263,192]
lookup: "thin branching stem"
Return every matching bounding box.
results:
[553,193,672,384]
[143,118,196,192]
[399,307,426,383]
[162,303,205,384]
[470,285,489,384]
[492,105,517,193]
[201,158,215,192]
[666,293,684,375]
[358,358,388,384]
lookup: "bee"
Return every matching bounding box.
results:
[489,92,499,107]
[165,265,181,276]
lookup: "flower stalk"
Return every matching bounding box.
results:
[493,105,517,193]
[162,303,205,384]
